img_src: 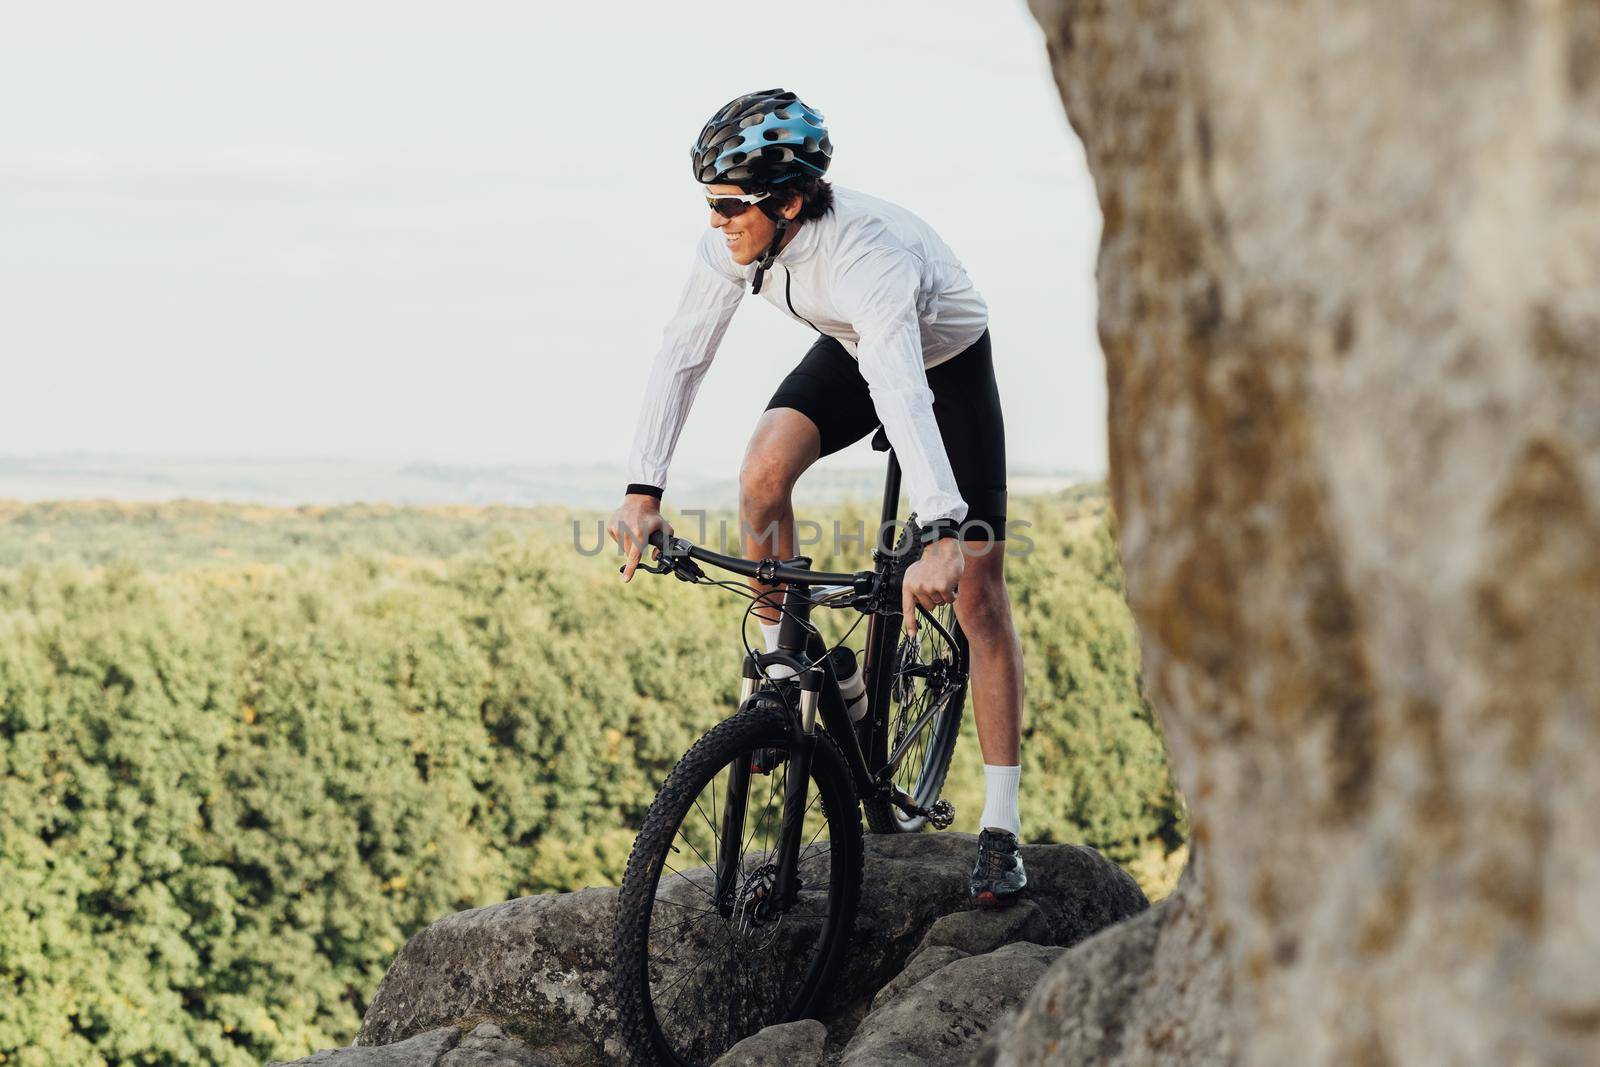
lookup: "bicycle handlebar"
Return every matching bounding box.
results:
[644,529,874,591]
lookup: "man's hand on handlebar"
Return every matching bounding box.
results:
[607,494,674,582]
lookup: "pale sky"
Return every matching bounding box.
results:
[0,0,1105,484]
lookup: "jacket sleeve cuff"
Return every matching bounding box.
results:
[919,519,963,544]
[625,483,664,500]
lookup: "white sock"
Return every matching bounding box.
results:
[757,621,799,680]
[759,621,782,654]
[980,764,1022,838]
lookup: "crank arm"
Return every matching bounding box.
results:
[883,784,956,829]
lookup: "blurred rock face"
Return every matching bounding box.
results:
[1021,1,1600,1063]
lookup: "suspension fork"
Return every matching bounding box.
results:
[714,655,764,909]
[773,668,820,911]
[770,577,821,912]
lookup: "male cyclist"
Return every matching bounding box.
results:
[607,89,1026,906]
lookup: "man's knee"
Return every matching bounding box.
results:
[957,567,1013,637]
[739,453,798,513]
[740,408,821,515]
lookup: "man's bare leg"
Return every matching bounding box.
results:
[954,542,1023,764]
[953,539,1027,905]
[740,408,1025,791]
[739,408,822,626]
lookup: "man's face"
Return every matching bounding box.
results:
[706,183,791,266]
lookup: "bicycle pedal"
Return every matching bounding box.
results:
[928,799,956,829]
[749,747,788,774]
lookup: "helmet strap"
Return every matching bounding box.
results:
[751,217,790,295]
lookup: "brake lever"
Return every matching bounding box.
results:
[619,555,675,577]
[617,545,704,582]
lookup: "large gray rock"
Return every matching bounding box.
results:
[271,1026,463,1066]
[356,833,1145,1063]
[441,1023,554,1067]
[1014,0,1600,1063]
[272,1023,554,1067]
[830,833,1147,1014]
[709,1019,828,1067]
[357,887,615,1062]
[842,942,1064,1067]
[870,946,969,1014]
[909,900,1052,960]
[866,900,1051,1017]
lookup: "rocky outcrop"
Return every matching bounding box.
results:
[280,833,1145,1065]
[1010,0,1600,1064]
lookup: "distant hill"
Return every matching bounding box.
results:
[0,454,1094,510]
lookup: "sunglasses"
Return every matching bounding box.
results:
[704,190,770,218]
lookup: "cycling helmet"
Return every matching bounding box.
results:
[691,89,832,187]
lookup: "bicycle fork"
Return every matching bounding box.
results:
[713,657,821,918]
[772,669,821,912]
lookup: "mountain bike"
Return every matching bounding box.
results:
[612,431,971,1066]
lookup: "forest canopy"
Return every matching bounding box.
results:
[0,490,1183,1065]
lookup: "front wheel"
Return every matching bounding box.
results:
[613,695,863,1066]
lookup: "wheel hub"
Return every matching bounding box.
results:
[733,863,779,928]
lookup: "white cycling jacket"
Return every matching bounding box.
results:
[625,186,988,527]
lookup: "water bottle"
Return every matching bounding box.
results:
[827,647,869,723]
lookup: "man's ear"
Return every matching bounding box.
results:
[782,194,804,221]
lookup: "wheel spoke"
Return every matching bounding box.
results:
[692,793,719,844]
[660,864,716,901]
[649,908,713,958]
[742,762,780,862]
[674,828,717,877]
[650,895,718,916]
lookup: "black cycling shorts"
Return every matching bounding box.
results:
[765,329,1008,541]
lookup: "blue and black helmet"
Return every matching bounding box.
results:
[692,89,832,187]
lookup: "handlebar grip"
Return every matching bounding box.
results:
[647,529,671,551]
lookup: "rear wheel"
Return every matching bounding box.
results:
[862,602,968,834]
[614,695,863,1066]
